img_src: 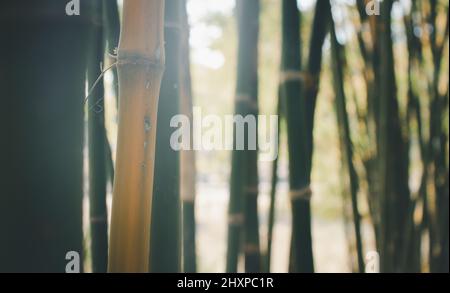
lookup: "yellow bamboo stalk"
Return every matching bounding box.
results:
[108,0,165,273]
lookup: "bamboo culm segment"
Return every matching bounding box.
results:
[226,0,261,273]
[266,97,281,272]
[330,15,365,273]
[0,0,96,272]
[150,0,183,273]
[108,0,165,273]
[87,5,108,273]
[280,0,314,273]
[180,0,197,274]
[376,0,411,272]
[102,0,121,105]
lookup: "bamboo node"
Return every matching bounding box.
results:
[245,186,259,195]
[279,71,319,91]
[181,193,195,203]
[228,213,244,225]
[90,216,107,223]
[235,94,258,111]
[244,244,260,254]
[117,57,164,69]
[116,50,165,71]
[289,186,312,202]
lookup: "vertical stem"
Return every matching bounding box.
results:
[180,0,197,273]
[102,0,121,104]
[281,0,314,273]
[0,0,96,272]
[226,0,260,273]
[266,98,281,272]
[376,0,411,272]
[87,7,108,273]
[150,0,182,273]
[330,16,365,273]
[108,0,165,273]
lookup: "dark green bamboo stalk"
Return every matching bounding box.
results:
[329,16,365,273]
[267,0,330,268]
[0,0,99,272]
[242,0,261,273]
[103,0,120,56]
[150,0,182,273]
[102,0,120,104]
[180,0,197,273]
[226,0,260,273]
[280,0,314,273]
[376,0,411,272]
[303,0,331,161]
[87,4,108,273]
[265,98,281,273]
[426,3,449,273]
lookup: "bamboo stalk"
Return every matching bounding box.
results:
[265,98,281,272]
[303,0,330,159]
[0,0,98,272]
[103,0,120,57]
[108,0,165,273]
[179,0,197,273]
[329,16,365,273]
[87,7,108,273]
[376,0,411,272]
[241,0,261,273]
[226,0,260,273]
[280,0,314,273]
[149,0,183,273]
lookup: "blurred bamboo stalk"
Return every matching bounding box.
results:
[87,2,108,272]
[179,0,197,273]
[265,98,281,273]
[226,0,261,273]
[108,0,165,273]
[329,13,365,273]
[0,0,99,272]
[102,0,121,104]
[150,0,183,273]
[280,0,314,273]
[376,0,412,272]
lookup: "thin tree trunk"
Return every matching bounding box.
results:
[108,0,165,273]
[150,0,182,273]
[87,7,108,273]
[102,0,120,104]
[266,98,281,272]
[241,0,261,273]
[330,15,365,273]
[376,0,411,272]
[179,0,197,273]
[226,0,261,273]
[280,0,314,273]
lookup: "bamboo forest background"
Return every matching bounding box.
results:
[0,0,448,273]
